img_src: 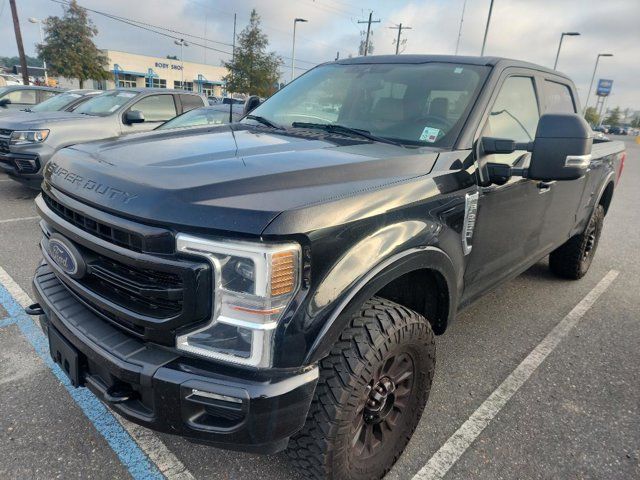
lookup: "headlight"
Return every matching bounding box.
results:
[10,129,50,145]
[176,233,301,367]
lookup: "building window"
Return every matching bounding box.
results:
[117,74,138,88]
[146,78,167,88]
[174,81,194,91]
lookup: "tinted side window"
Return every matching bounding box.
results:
[6,89,37,105]
[180,94,204,113]
[484,76,539,142]
[131,95,177,122]
[40,91,58,101]
[543,80,576,113]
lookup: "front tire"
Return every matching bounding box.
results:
[287,297,436,480]
[549,204,605,279]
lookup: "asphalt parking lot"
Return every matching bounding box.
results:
[0,136,638,480]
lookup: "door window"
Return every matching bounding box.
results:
[5,89,37,105]
[130,95,177,122]
[482,76,540,165]
[543,80,576,113]
[180,94,204,113]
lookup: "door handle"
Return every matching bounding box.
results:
[537,181,554,193]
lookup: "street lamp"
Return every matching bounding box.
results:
[583,53,613,115]
[553,32,580,70]
[28,17,48,84]
[291,18,308,82]
[174,39,189,89]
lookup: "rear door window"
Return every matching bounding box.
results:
[543,80,576,113]
[180,94,204,113]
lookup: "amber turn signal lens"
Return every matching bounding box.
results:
[271,251,296,296]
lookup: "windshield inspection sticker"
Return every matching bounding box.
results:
[419,126,441,143]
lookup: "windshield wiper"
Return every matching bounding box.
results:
[291,122,404,147]
[245,114,283,129]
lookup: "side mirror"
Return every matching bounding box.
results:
[528,113,592,181]
[0,98,11,108]
[481,113,592,185]
[124,110,145,124]
[243,96,261,115]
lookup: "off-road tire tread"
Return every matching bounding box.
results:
[287,296,435,480]
[549,204,605,279]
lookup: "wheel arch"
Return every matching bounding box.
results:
[598,180,615,215]
[304,247,458,365]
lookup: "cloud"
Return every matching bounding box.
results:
[1,0,638,108]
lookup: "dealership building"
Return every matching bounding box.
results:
[57,50,228,97]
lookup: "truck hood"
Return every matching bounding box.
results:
[45,124,441,235]
[0,110,90,129]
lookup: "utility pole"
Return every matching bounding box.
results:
[480,0,494,56]
[9,0,30,86]
[358,12,380,56]
[455,0,467,55]
[389,23,412,55]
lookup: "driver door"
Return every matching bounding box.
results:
[462,73,553,303]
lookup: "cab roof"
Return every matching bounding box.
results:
[334,55,569,79]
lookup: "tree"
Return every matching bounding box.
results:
[222,10,282,97]
[604,106,621,127]
[631,114,640,129]
[584,106,600,126]
[0,55,41,68]
[36,0,109,88]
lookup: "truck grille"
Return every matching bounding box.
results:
[37,190,212,344]
[85,253,184,318]
[0,129,10,154]
[43,191,146,252]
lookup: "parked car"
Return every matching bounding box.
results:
[24,89,103,113]
[27,55,625,480]
[157,104,244,130]
[0,85,64,116]
[0,88,206,188]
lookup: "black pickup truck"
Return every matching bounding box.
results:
[27,55,625,480]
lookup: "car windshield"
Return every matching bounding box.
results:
[245,62,489,147]
[73,90,137,116]
[158,107,233,130]
[0,87,10,97]
[31,92,82,112]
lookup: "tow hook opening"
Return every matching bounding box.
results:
[25,303,45,316]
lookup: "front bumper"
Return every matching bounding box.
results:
[32,263,318,454]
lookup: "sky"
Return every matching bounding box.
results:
[1,0,639,110]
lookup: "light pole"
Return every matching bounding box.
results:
[553,31,580,70]
[28,17,48,84]
[174,39,189,88]
[480,0,494,56]
[291,18,307,82]
[583,53,613,115]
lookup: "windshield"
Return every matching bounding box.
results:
[0,87,10,97]
[246,62,489,147]
[158,107,233,130]
[74,90,137,116]
[31,92,82,112]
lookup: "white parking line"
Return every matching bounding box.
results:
[412,269,619,480]
[0,216,39,224]
[0,266,196,480]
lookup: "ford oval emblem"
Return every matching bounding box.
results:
[47,235,86,279]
